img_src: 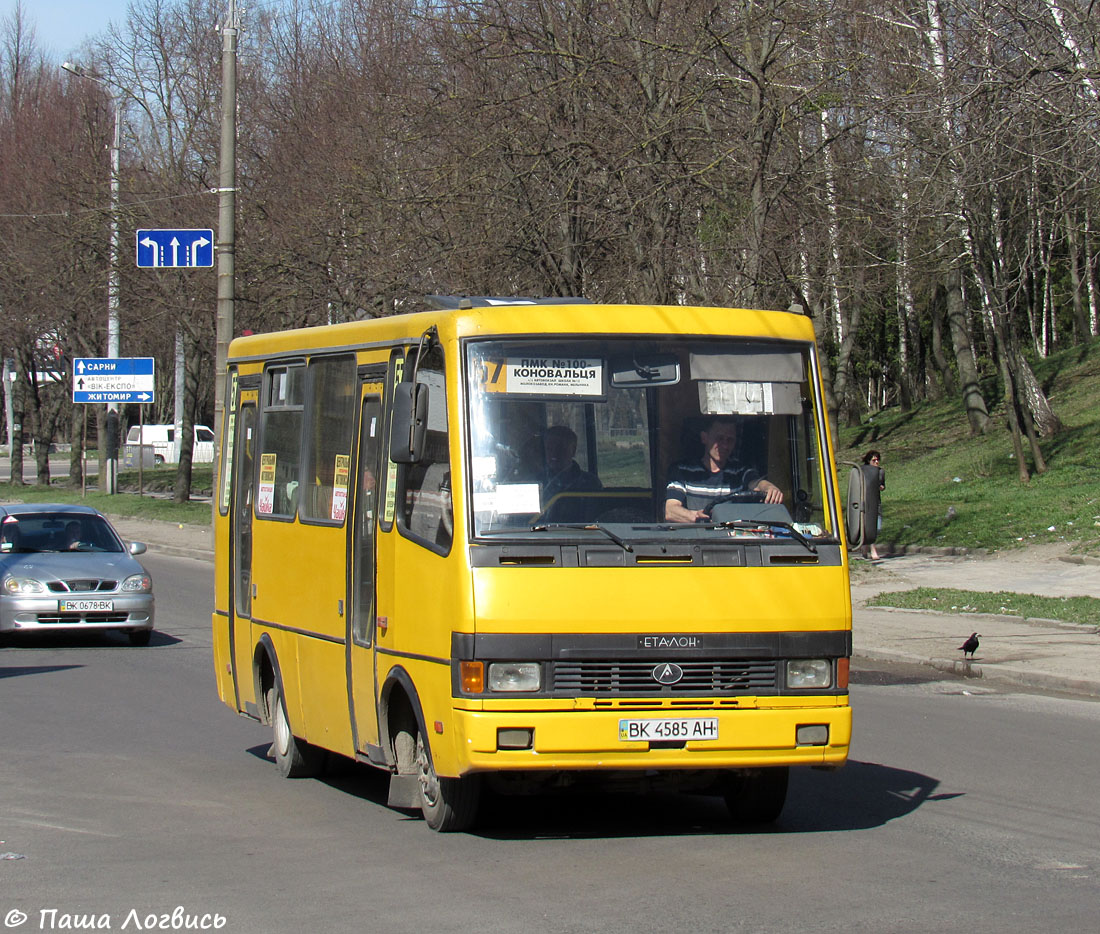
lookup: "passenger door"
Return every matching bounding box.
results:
[229,391,258,707]
[348,388,384,754]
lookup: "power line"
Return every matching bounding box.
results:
[0,188,219,220]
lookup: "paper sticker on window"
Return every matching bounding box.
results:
[331,453,350,521]
[257,452,277,515]
[480,358,604,397]
[699,380,802,416]
[474,483,541,516]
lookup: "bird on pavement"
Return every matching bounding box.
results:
[958,632,980,658]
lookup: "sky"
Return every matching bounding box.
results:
[12,0,132,59]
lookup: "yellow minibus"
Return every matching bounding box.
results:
[212,298,856,831]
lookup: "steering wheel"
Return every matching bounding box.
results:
[701,490,765,515]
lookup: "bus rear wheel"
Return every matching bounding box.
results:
[415,732,479,832]
[267,684,325,779]
[722,766,789,824]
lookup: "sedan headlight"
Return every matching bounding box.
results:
[786,659,832,689]
[487,662,541,693]
[120,573,153,594]
[3,577,46,595]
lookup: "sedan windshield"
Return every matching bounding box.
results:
[0,514,124,554]
[466,337,838,542]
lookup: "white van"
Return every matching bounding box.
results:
[124,424,216,464]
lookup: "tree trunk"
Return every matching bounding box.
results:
[1018,387,1048,475]
[1065,212,1090,342]
[173,322,202,504]
[9,361,25,487]
[944,268,990,434]
[833,292,863,427]
[992,328,1031,483]
[928,286,953,399]
[95,406,107,492]
[808,297,840,449]
[21,355,53,487]
[1014,349,1062,438]
[69,404,84,490]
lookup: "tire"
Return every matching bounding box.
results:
[722,766,789,824]
[267,684,325,779]
[415,731,479,832]
[127,629,152,646]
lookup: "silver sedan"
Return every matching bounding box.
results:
[0,503,154,645]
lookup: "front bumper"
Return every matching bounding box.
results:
[452,702,851,773]
[0,594,155,634]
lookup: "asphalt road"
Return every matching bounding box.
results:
[0,455,94,484]
[1,553,1098,933]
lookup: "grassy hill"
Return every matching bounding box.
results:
[836,336,1100,556]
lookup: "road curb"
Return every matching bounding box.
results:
[145,542,215,562]
[858,603,1100,634]
[854,648,1100,698]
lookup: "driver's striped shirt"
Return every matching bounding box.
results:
[664,461,762,512]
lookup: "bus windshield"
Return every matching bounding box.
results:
[465,336,838,542]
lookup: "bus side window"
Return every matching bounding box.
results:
[399,348,452,553]
[258,363,305,519]
[300,355,357,524]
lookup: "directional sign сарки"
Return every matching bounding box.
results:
[135,229,214,268]
[73,357,156,404]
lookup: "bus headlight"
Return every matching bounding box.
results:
[487,662,541,693]
[786,659,832,689]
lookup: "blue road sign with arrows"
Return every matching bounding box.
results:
[73,357,156,404]
[135,229,214,268]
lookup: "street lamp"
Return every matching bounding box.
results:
[62,61,121,494]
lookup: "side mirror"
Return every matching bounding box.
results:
[129,541,148,556]
[389,381,429,464]
[845,465,880,550]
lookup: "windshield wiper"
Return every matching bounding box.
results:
[711,519,818,554]
[530,522,634,552]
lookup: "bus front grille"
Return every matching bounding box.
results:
[551,660,778,695]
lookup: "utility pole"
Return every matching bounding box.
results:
[62,62,123,493]
[214,0,238,510]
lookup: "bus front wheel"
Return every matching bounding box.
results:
[415,732,479,832]
[722,766,789,824]
[267,684,325,779]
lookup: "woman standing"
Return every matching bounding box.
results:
[862,450,885,559]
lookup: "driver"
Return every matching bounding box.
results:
[664,417,783,522]
[62,520,84,550]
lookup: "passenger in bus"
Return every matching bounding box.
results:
[540,426,602,503]
[664,417,783,522]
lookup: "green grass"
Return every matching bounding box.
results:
[869,587,1100,627]
[837,336,1100,556]
[0,465,213,526]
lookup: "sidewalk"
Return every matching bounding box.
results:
[110,512,1100,698]
[851,543,1100,697]
[109,514,214,562]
